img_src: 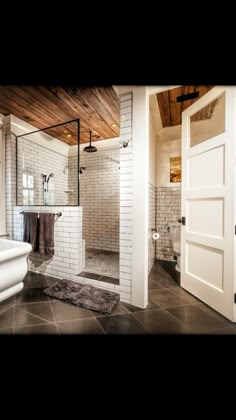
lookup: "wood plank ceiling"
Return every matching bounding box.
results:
[156,85,214,127]
[0,86,120,145]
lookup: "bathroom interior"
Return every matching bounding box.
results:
[0,86,126,309]
[13,116,121,286]
[2,85,234,334]
[148,85,222,284]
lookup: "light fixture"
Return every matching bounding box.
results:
[111,123,117,128]
[67,134,72,138]
[83,130,97,153]
[63,130,68,134]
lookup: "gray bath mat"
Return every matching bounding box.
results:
[44,279,120,314]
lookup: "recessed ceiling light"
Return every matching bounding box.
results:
[63,130,68,134]
[111,123,117,128]
[67,134,72,138]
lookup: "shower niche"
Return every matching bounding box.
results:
[16,120,79,206]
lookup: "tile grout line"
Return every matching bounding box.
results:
[15,305,56,325]
[47,298,60,334]
[95,320,106,334]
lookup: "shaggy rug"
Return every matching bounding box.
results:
[44,279,120,314]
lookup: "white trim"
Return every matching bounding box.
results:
[0,121,6,236]
[131,87,149,307]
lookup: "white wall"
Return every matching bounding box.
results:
[0,114,6,236]
[149,112,156,186]
[131,87,149,307]
[156,138,181,187]
[148,102,157,273]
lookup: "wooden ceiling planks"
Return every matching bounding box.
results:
[169,87,182,126]
[157,89,171,128]
[156,86,214,128]
[0,86,120,145]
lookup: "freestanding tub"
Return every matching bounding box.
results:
[0,239,32,302]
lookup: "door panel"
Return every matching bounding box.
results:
[181,86,236,322]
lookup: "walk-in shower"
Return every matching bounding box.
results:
[79,140,120,285]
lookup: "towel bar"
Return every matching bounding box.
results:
[20,211,62,217]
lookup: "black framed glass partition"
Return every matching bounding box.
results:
[16,119,80,206]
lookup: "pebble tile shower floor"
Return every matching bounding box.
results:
[83,248,119,279]
[1,263,236,334]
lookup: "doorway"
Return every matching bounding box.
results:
[148,85,236,322]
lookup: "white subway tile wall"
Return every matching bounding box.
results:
[156,186,181,261]
[5,134,16,239]
[13,206,85,279]
[79,146,120,252]
[68,155,78,205]
[117,92,133,303]
[17,137,72,206]
[148,183,156,273]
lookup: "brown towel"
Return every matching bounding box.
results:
[23,212,38,252]
[39,213,55,256]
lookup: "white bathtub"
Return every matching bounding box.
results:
[0,239,32,302]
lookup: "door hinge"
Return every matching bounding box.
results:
[234,294,236,304]
[178,217,186,225]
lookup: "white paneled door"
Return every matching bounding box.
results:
[181,86,236,322]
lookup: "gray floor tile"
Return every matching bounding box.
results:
[15,287,49,305]
[97,313,148,334]
[167,287,200,304]
[23,272,46,288]
[14,323,59,334]
[14,302,55,324]
[166,305,229,333]
[204,327,236,335]
[148,280,163,290]
[0,306,14,330]
[51,300,95,322]
[0,296,15,307]
[194,303,234,326]
[133,309,188,334]
[93,302,129,318]
[44,276,61,287]
[122,302,148,313]
[149,288,194,308]
[58,318,104,334]
[14,306,50,328]
[0,328,13,334]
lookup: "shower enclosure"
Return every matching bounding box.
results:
[79,138,120,285]
[16,119,80,206]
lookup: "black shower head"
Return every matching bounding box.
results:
[83,131,97,153]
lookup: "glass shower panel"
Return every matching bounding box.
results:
[16,120,79,206]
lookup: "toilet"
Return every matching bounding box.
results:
[168,223,181,272]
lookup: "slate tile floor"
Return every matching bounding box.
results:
[1,263,236,334]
